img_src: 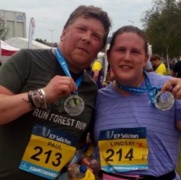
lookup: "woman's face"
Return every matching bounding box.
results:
[107,32,148,86]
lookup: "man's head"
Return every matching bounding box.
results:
[150,54,161,68]
[59,5,112,73]
[63,5,111,48]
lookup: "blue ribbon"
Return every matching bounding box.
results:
[54,48,83,95]
[116,71,161,104]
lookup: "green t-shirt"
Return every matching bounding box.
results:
[0,49,97,180]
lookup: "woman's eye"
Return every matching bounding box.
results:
[118,48,125,52]
[132,50,139,54]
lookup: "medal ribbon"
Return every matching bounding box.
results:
[54,48,83,95]
[116,71,161,104]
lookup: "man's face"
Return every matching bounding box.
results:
[60,16,106,73]
[151,58,159,68]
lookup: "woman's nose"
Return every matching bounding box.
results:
[124,51,131,61]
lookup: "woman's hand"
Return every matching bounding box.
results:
[161,78,181,99]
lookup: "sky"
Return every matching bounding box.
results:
[1,0,153,43]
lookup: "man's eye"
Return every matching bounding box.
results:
[77,27,85,31]
[93,34,102,41]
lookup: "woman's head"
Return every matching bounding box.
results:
[109,25,148,54]
[107,25,149,86]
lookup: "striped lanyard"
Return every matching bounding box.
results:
[54,48,83,95]
[116,71,161,104]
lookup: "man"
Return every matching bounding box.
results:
[0,5,111,180]
[150,54,167,75]
[172,60,181,78]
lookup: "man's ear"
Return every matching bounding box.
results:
[60,28,67,41]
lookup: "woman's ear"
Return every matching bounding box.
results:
[106,49,111,64]
[144,54,149,66]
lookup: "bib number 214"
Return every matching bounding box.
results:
[105,148,134,162]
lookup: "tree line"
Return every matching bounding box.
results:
[142,0,181,59]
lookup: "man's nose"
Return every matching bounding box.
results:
[81,32,91,42]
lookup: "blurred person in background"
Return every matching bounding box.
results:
[150,54,167,75]
[172,60,181,78]
[90,53,105,89]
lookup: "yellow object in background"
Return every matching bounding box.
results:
[72,169,95,180]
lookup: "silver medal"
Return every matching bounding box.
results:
[64,95,85,116]
[154,91,175,111]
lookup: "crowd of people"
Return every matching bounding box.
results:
[0,4,181,180]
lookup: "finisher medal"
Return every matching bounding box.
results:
[64,95,85,116]
[154,91,175,111]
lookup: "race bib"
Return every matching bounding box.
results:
[19,124,77,179]
[98,127,148,173]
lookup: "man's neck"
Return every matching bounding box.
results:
[52,47,84,75]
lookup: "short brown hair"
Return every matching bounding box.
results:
[150,54,161,61]
[64,5,112,48]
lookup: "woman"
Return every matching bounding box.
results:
[93,26,181,180]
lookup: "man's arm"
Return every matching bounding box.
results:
[0,85,31,124]
[0,75,77,125]
[92,70,100,82]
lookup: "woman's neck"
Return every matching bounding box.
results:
[112,81,131,96]
[113,74,145,96]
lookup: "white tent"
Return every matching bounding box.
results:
[0,40,19,63]
[5,37,51,49]
[0,37,51,63]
